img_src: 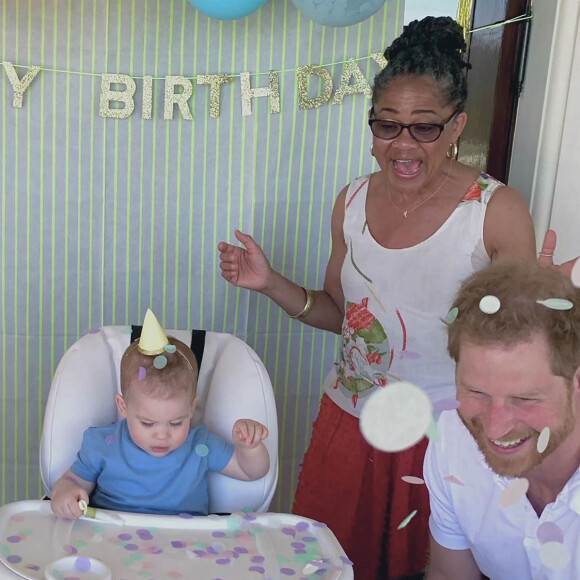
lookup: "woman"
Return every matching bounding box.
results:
[218,16,537,580]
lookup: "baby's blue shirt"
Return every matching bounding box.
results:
[70,419,234,515]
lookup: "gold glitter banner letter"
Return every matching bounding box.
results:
[2,61,41,108]
[331,59,372,105]
[99,74,136,119]
[240,70,280,116]
[197,74,233,118]
[370,52,388,70]
[142,75,153,120]
[164,76,193,120]
[296,65,333,110]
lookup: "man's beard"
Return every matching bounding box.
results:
[459,392,575,477]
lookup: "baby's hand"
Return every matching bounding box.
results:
[51,488,89,520]
[233,418,269,449]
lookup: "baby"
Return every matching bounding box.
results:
[50,310,270,518]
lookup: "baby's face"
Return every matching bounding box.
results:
[116,387,195,457]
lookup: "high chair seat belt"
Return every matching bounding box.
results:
[130,326,206,370]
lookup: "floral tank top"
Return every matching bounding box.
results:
[323,172,503,417]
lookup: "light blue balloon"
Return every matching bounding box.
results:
[188,0,268,20]
[292,0,387,27]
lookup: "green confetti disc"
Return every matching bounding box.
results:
[153,355,167,369]
[536,298,573,311]
[444,307,458,324]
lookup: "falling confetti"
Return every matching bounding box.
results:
[164,343,177,353]
[479,295,501,314]
[154,355,167,369]
[359,381,433,452]
[401,476,425,485]
[432,398,461,414]
[195,444,209,457]
[536,298,574,311]
[444,307,458,324]
[539,541,571,569]
[138,366,146,380]
[303,562,320,574]
[397,510,418,530]
[425,419,440,443]
[443,475,465,486]
[499,478,529,507]
[537,521,564,545]
[537,426,550,454]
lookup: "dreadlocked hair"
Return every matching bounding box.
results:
[373,16,471,111]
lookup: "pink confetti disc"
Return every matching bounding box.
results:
[401,475,425,485]
[443,474,465,486]
[499,478,529,507]
[537,521,564,545]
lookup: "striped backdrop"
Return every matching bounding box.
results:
[0,0,401,511]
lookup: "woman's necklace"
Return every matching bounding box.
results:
[387,159,453,218]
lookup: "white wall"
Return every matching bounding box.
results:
[509,0,580,261]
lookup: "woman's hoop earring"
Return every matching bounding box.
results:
[447,142,458,159]
[370,144,374,157]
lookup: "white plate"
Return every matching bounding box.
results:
[45,556,112,580]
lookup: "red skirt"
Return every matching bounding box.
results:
[292,394,429,580]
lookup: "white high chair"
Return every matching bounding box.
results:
[0,327,353,580]
[39,325,279,513]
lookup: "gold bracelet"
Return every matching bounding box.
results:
[288,287,314,319]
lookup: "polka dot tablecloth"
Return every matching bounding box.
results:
[0,500,353,579]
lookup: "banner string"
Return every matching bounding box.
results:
[1,11,533,81]
[469,11,532,34]
[1,54,382,81]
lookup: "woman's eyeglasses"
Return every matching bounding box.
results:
[368,110,459,143]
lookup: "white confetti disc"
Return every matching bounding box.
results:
[359,381,433,452]
[537,426,551,454]
[479,295,501,314]
[539,541,571,569]
[303,563,320,574]
[499,477,529,507]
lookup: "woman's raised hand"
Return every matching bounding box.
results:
[218,229,273,290]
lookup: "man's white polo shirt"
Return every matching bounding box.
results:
[423,410,580,579]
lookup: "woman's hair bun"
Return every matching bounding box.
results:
[384,16,467,66]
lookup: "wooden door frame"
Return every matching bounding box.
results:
[460,0,532,182]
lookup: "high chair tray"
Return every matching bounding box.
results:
[0,500,353,579]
